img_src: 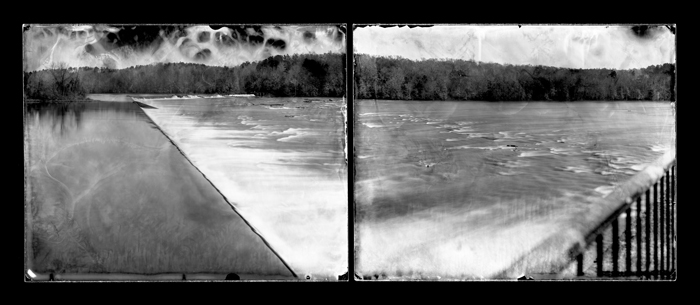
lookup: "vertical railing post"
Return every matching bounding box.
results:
[576,253,584,277]
[654,182,659,279]
[597,234,604,277]
[612,218,619,276]
[671,165,675,274]
[660,176,665,278]
[636,196,642,276]
[667,171,671,278]
[625,206,632,276]
[645,189,651,277]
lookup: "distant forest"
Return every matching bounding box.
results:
[23,53,346,100]
[24,52,676,102]
[354,54,675,101]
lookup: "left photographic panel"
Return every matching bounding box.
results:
[23,24,348,281]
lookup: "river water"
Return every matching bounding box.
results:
[134,96,348,279]
[354,100,676,278]
[25,95,348,279]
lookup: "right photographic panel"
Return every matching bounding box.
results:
[353,24,676,280]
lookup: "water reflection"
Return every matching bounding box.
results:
[25,102,294,278]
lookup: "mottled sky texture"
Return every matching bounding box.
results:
[23,24,346,71]
[354,25,675,70]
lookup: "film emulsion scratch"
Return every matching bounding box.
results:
[23,24,348,281]
[353,24,676,280]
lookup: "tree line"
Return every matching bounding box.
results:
[23,52,676,102]
[24,53,346,100]
[354,54,675,101]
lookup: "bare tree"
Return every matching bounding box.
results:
[48,62,82,100]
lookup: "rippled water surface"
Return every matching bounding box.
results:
[355,100,676,278]
[136,96,348,279]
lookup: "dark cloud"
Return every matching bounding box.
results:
[303,31,316,43]
[103,25,170,49]
[214,32,236,47]
[179,38,196,54]
[56,26,69,36]
[248,35,264,45]
[194,48,212,61]
[24,24,345,71]
[223,25,265,41]
[630,25,666,40]
[197,31,211,43]
[84,43,95,54]
[265,38,286,50]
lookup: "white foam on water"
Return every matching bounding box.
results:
[362,122,387,128]
[594,185,616,196]
[445,138,462,142]
[449,145,513,150]
[449,127,475,134]
[497,171,524,176]
[608,163,630,170]
[141,95,203,100]
[140,99,348,278]
[269,128,319,143]
[558,166,592,174]
[649,143,670,152]
[549,147,581,156]
[501,159,532,168]
[497,131,518,138]
[425,118,446,125]
[468,133,497,138]
[518,150,551,157]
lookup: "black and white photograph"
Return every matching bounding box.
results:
[22,21,679,283]
[23,24,348,281]
[353,24,676,280]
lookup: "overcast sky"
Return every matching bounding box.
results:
[354,25,675,70]
[23,24,346,71]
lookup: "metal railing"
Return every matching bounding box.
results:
[574,161,676,279]
[496,150,676,280]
